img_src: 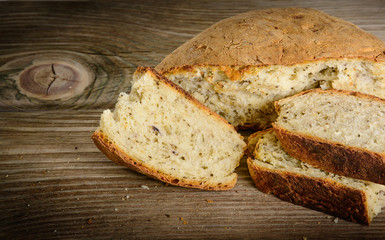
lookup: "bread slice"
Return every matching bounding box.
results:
[247,129,385,225]
[273,88,385,185]
[92,67,246,190]
[155,8,385,129]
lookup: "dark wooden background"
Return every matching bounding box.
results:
[1,1,385,239]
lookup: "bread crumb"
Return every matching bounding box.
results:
[5,175,8,178]
[76,157,80,160]
[333,217,339,223]
[180,217,188,225]
[141,185,150,190]
[19,154,23,160]
[125,195,130,199]
[87,218,93,224]
[114,208,118,211]
[206,199,213,203]
[317,222,320,224]
[303,236,307,240]
[125,188,128,191]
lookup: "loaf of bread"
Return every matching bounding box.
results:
[273,89,385,185]
[247,129,385,225]
[92,67,246,190]
[155,8,385,129]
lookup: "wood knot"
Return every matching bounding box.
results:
[18,61,93,100]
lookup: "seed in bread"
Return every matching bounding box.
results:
[247,129,385,225]
[273,88,385,185]
[92,67,246,190]
[156,8,385,129]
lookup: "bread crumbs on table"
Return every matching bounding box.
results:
[206,199,213,203]
[87,218,93,224]
[180,217,188,224]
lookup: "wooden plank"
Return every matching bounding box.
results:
[1,0,385,239]
[2,110,385,239]
[1,0,385,110]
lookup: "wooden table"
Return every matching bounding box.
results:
[1,1,385,239]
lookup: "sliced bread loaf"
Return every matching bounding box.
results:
[92,67,246,190]
[156,8,385,129]
[247,129,385,225]
[273,89,385,185]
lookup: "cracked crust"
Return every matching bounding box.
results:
[92,131,237,190]
[156,8,385,74]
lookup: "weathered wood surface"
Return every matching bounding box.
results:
[1,0,385,239]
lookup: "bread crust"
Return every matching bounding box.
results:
[247,157,371,225]
[156,8,385,73]
[92,131,237,190]
[273,125,385,185]
[92,67,245,190]
[273,88,385,185]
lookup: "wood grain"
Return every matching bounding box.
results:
[1,0,385,239]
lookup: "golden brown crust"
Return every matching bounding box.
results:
[92,131,237,190]
[156,8,385,73]
[273,125,385,185]
[247,158,371,225]
[92,67,245,190]
[246,129,272,157]
[273,88,385,185]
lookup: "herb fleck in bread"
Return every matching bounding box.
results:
[247,129,385,225]
[92,67,246,190]
[156,8,385,129]
[273,89,385,185]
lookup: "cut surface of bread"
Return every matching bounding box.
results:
[155,8,385,129]
[247,129,385,225]
[92,67,246,190]
[273,89,385,185]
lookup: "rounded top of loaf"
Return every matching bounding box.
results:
[156,8,385,72]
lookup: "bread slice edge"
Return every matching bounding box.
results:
[92,67,245,190]
[246,129,385,225]
[247,157,371,224]
[273,89,385,185]
[92,131,237,190]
